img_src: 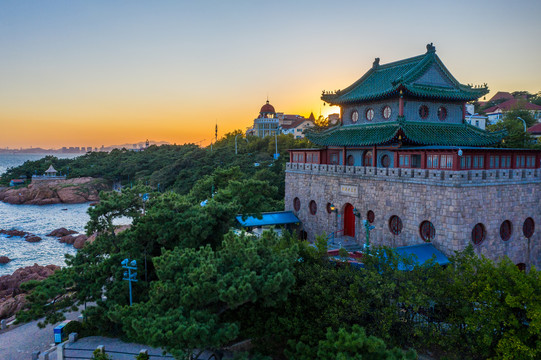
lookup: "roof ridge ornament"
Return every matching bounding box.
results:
[426,43,436,53]
[373,57,380,68]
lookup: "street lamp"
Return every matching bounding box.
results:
[516,117,527,132]
[362,220,375,255]
[121,258,138,306]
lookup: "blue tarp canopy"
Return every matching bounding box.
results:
[394,243,450,270]
[236,211,300,228]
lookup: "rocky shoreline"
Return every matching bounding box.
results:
[0,177,109,205]
[0,263,60,320]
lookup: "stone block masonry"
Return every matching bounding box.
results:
[285,163,541,269]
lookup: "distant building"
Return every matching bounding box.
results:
[483,92,541,123]
[9,179,25,187]
[281,113,316,139]
[465,104,487,130]
[248,100,316,138]
[527,123,541,143]
[32,164,66,183]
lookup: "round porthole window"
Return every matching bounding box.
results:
[523,217,535,238]
[351,110,359,123]
[389,215,403,235]
[382,105,392,119]
[472,223,486,245]
[420,221,435,242]
[500,220,512,241]
[381,154,391,168]
[293,197,301,211]
[437,106,447,121]
[309,200,317,215]
[367,210,375,223]
[419,105,429,119]
[366,108,375,121]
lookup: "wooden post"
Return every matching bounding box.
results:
[342,147,347,166]
[372,146,377,167]
[399,91,404,116]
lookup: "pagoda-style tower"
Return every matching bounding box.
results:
[286,44,540,271]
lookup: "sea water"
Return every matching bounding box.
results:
[0,153,89,275]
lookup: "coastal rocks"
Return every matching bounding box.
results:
[73,235,88,249]
[47,227,78,237]
[0,229,42,243]
[0,256,10,264]
[0,177,109,205]
[0,264,60,319]
[24,235,42,243]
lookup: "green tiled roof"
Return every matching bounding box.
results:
[321,45,488,104]
[306,120,507,147]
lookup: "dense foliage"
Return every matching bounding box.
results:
[0,132,314,191]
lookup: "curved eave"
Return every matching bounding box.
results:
[321,88,401,106]
[306,123,400,147]
[306,121,507,148]
[403,84,489,102]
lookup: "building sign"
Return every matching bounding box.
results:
[340,184,358,197]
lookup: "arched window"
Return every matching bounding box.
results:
[347,155,355,166]
[472,223,486,245]
[420,221,435,242]
[389,215,403,235]
[523,217,535,238]
[309,200,317,215]
[500,220,512,241]
[419,105,429,119]
[293,197,301,211]
[367,210,375,224]
[363,151,373,166]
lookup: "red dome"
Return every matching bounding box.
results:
[260,100,275,114]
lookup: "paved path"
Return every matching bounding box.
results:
[0,310,80,360]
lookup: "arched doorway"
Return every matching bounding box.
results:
[344,203,355,237]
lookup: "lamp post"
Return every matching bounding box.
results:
[352,207,361,243]
[330,203,338,243]
[362,220,375,256]
[121,259,137,306]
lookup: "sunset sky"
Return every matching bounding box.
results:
[1,0,541,149]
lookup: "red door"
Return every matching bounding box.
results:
[344,203,355,237]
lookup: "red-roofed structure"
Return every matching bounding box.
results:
[485,99,541,123]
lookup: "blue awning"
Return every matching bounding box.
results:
[394,243,450,270]
[236,211,300,227]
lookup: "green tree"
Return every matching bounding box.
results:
[292,325,416,360]
[111,231,299,358]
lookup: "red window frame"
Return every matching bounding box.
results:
[472,223,486,245]
[500,220,512,241]
[523,217,535,238]
[420,221,435,242]
[389,215,403,235]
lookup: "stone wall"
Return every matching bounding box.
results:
[285,163,541,269]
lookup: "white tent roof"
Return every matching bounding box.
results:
[45,165,57,173]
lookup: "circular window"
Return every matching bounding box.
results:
[351,110,359,123]
[381,154,391,168]
[367,210,375,223]
[326,203,333,214]
[472,223,486,245]
[420,221,436,242]
[472,223,487,245]
[366,108,375,121]
[309,200,317,215]
[419,105,429,119]
[363,151,373,166]
[437,106,447,121]
[347,155,355,166]
[389,215,403,235]
[523,217,535,238]
[382,105,392,119]
[293,197,300,211]
[500,220,512,241]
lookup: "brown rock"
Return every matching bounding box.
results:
[47,228,78,237]
[0,177,109,205]
[0,229,30,238]
[73,235,88,249]
[0,256,10,264]
[0,264,60,319]
[59,235,76,244]
[25,235,42,243]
